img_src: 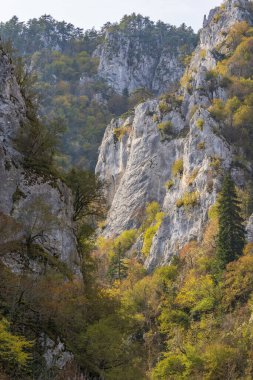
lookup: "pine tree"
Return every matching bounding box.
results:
[108,243,128,282]
[217,174,246,268]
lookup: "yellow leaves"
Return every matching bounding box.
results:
[180,69,193,90]
[164,179,174,190]
[158,100,170,114]
[115,229,137,249]
[226,21,250,48]
[113,125,132,140]
[0,318,32,367]
[157,121,173,133]
[142,216,164,257]
[225,36,253,78]
[244,243,253,256]
[97,229,137,258]
[142,227,157,257]
[200,49,207,59]
[146,201,160,217]
[186,169,199,186]
[121,265,177,328]
[196,118,204,130]
[222,255,253,309]
[204,344,240,380]
[234,103,253,127]
[176,191,199,209]
[172,159,184,177]
[208,98,226,120]
[208,203,219,221]
[175,272,216,314]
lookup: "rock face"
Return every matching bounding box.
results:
[96,0,253,270]
[94,16,197,95]
[0,46,77,268]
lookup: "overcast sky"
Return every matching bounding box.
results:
[1,0,222,32]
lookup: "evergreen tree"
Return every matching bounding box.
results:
[217,174,246,268]
[108,242,128,282]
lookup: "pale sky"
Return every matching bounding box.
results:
[1,0,222,32]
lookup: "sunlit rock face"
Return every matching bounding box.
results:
[94,16,196,95]
[96,0,253,270]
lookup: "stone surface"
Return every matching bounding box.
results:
[94,18,195,95]
[96,0,253,270]
[0,47,78,268]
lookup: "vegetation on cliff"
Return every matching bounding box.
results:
[0,14,197,170]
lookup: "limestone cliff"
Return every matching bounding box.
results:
[96,0,253,270]
[94,15,197,95]
[0,46,77,269]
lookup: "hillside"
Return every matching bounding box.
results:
[0,15,197,170]
[96,0,253,269]
[2,0,253,379]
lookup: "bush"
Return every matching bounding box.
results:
[187,169,199,186]
[197,142,206,150]
[200,49,206,59]
[172,159,184,177]
[113,125,132,141]
[159,101,170,114]
[196,119,204,130]
[208,99,226,121]
[189,105,198,119]
[176,191,199,209]
[0,318,32,368]
[157,121,173,134]
[164,179,174,190]
[180,70,192,90]
[210,157,221,171]
[141,203,165,257]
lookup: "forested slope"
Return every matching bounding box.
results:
[0,15,197,169]
[2,1,253,379]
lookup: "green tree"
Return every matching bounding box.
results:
[0,318,32,373]
[108,242,129,282]
[216,174,246,268]
[64,169,105,221]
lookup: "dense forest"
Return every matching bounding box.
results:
[0,15,197,169]
[1,1,253,379]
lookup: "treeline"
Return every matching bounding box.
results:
[0,14,197,170]
[1,170,253,379]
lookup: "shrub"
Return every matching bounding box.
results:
[164,179,174,190]
[113,125,132,141]
[208,99,226,121]
[210,157,221,171]
[222,255,253,309]
[172,159,184,177]
[153,114,159,123]
[189,105,198,119]
[213,13,222,23]
[0,318,32,368]
[157,121,173,134]
[180,70,193,90]
[205,70,218,81]
[159,101,170,114]
[200,49,206,59]
[142,225,159,257]
[187,169,199,186]
[176,191,199,209]
[208,202,219,221]
[141,203,165,256]
[196,119,204,130]
[197,142,206,150]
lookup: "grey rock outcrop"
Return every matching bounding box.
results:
[96,0,253,270]
[247,215,253,242]
[94,17,196,95]
[0,46,77,268]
